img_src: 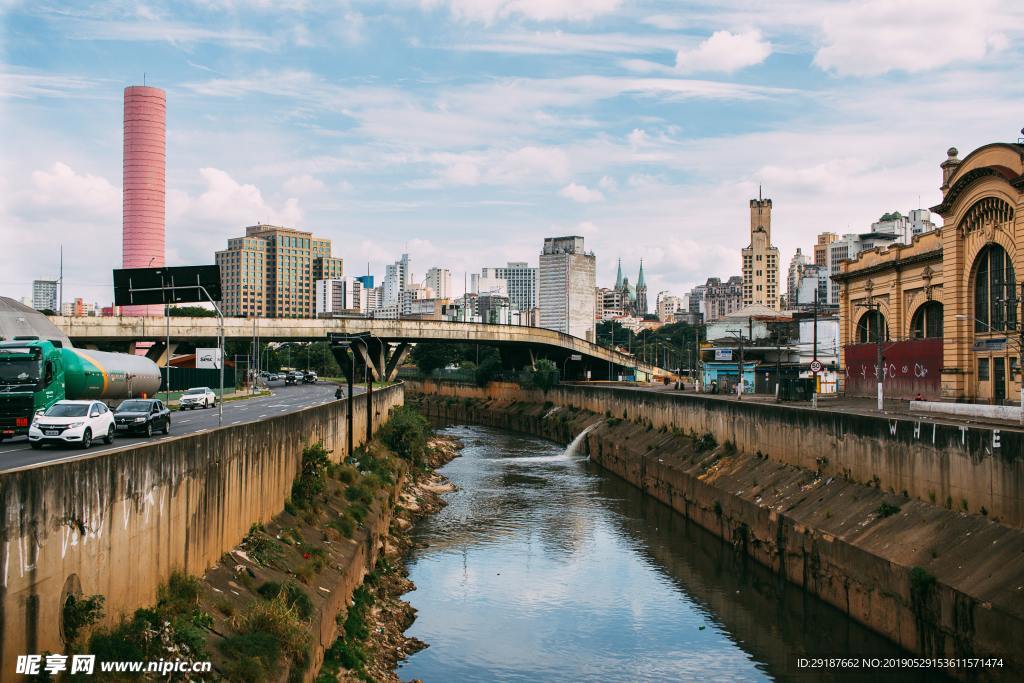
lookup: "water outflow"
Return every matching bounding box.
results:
[564,421,600,458]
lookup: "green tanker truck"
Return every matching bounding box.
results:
[0,339,162,441]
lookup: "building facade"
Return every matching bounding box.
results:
[216,224,343,318]
[655,291,685,322]
[481,262,537,312]
[741,192,781,309]
[701,276,744,322]
[424,267,452,300]
[786,248,809,306]
[836,143,1024,404]
[814,232,838,267]
[31,280,58,312]
[538,236,596,341]
[383,254,411,306]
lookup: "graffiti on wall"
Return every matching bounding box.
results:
[844,338,943,399]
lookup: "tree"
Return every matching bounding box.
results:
[410,343,462,377]
[531,359,560,392]
[475,355,502,386]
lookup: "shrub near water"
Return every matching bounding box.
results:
[377,406,432,467]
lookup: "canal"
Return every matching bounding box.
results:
[399,425,945,682]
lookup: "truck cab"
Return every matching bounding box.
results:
[0,339,65,440]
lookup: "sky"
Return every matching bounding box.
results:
[2,0,1023,306]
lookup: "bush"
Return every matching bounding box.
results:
[233,593,311,673]
[876,502,901,518]
[377,406,431,466]
[292,443,331,509]
[474,355,502,386]
[531,359,560,392]
[62,593,105,645]
[220,632,282,683]
[257,581,314,621]
[695,432,717,452]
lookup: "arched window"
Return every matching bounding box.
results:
[857,309,887,343]
[910,301,943,338]
[973,244,1017,333]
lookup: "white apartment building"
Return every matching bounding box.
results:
[382,254,411,306]
[424,267,452,300]
[538,236,596,341]
[471,272,508,297]
[315,277,364,315]
[655,291,686,322]
[32,280,58,312]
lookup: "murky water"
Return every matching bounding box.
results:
[400,425,943,682]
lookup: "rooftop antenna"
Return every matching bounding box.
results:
[143,72,146,86]
[758,184,762,201]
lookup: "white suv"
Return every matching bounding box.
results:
[179,387,217,410]
[29,400,115,449]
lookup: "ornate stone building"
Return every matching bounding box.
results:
[742,190,781,310]
[835,143,1024,403]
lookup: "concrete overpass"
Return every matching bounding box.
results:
[51,315,666,381]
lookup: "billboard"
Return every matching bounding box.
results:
[714,348,733,361]
[196,348,222,370]
[844,338,942,399]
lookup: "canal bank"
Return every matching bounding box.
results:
[407,382,1023,682]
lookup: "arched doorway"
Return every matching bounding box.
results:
[972,242,1017,403]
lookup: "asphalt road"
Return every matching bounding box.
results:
[0,381,361,473]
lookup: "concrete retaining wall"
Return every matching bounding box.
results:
[911,400,1023,421]
[409,386,1023,681]
[0,384,404,678]
[409,380,1024,528]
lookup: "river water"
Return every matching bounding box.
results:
[399,425,942,682]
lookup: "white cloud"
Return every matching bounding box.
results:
[423,0,621,24]
[283,174,325,194]
[598,175,616,191]
[170,167,303,228]
[675,30,772,74]
[814,0,1010,76]
[559,182,604,203]
[25,162,119,217]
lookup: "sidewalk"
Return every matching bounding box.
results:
[586,382,1024,432]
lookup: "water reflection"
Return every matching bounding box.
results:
[400,426,947,682]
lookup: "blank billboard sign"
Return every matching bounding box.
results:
[113,265,221,307]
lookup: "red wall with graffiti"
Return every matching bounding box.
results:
[844,339,943,399]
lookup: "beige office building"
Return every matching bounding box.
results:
[216,224,343,318]
[741,193,781,309]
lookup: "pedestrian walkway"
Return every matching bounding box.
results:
[579,381,1024,433]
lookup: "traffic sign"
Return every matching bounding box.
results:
[809,360,823,373]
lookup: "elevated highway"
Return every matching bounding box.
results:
[52,316,665,381]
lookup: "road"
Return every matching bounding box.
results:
[0,381,361,473]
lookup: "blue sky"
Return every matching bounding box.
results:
[2,0,1023,306]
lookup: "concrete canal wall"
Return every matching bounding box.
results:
[0,384,404,679]
[408,380,1024,681]
[409,380,1024,529]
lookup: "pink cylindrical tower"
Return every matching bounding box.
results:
[122,85,166,316]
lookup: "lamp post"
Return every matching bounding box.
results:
[856,302,885,411]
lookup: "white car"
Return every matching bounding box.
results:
[29,400,115,449]
[179,387,217,410]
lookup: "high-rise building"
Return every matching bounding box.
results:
[870,209,938,243]
[827,234,862,306]
[741,191,780,309]
[383,254,411,306]
[122,85,166,316]
[479,262,537,312]
[538,236,596,341]
[471,272,508,297]
[814,232,838,267]
[32,280,58,312]
[215,224,342,318]
[424,268,452,300]
[315,277,363,315]
[786,248,809,305]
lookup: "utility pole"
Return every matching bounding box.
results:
[813,288,819,407]
[1019,283,1023,425]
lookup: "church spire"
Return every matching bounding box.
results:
[615,258,623,289]
[637,259,645,287]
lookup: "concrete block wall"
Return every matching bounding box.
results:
[0,384,404,677]
[410,380,1024,528]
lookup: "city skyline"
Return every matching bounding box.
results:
[3,2,1023,305]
